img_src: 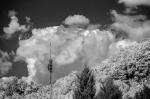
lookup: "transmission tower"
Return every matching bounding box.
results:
[48,41,53,99]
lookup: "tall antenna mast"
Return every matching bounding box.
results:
[48,41,53,99]
[48,41,53,75]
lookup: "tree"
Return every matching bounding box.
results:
[73,65,96,99]
[134,85,150,99]
[95,77,122,99]
[108,39,150,98]
[111,40,150,84]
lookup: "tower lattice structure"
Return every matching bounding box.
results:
[48,41,53,99]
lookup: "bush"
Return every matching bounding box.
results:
[0,77,40,99]
[134,85,150,99]
[4,77,18,96]
[73,65,96,99]
[110,40,150,84]
[106,40,150,98]
[95,77,122,99]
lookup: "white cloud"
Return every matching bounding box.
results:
[108,40,138,56]
[8,10,17,17]
[119,0,150,7]
[3,16,26,34]
[111,10,150,41]
[12,10,146,85]
[64,14,90,26]
[14,14,142,85]
[16,25,118,84]
[3,10,29,39]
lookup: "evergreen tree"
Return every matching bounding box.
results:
[73,65,96,99]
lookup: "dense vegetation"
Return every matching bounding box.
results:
[93,39,150,99]
[1,39,150,99]
[73,65,96,99]
[0,77,40,99]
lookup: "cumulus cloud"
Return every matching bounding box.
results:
[111,10,150,41]
[14,12,145,85]
[119,0,150,7]
[8,10,17,17]
[108,39,138,56]
[0,50,12,76]
[64,14,90,26]
[3,9,147,85]
[3,10,29,39]
[16,23,121,84]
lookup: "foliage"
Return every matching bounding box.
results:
[93,39,150,99]
[0,77,40,99]
[106,40,150,98]
[73,65,96,99]
[110,40,150,84]
[134,85,150,99]
[95,77,122,99]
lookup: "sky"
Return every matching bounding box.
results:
[0,0,121,27]
[0,0,150,84]
[0,0,123,52]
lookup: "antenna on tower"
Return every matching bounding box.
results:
[48,41,53,74]
[48,41,53,99]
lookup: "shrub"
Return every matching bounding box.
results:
[25,81,40,95]
[95,77,122,99]
[4,77,18,96]
[0,77,40,98]
[134,85,150,99]
[106,40,150,98]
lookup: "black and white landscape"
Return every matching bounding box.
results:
[0,0,150,99]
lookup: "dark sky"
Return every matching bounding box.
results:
[0,0,149,29]
[0,0,149,79]
[0,0,122,27]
